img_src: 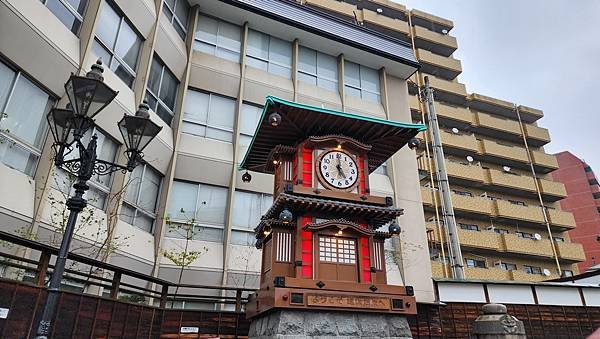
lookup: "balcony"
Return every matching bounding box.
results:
[412,26,457,57]
[501,234,554,259]
[479,139,529,164]
[474,112,522,142]
[530,151,558,174]
[465,267,511,281]
[467,93,515,119]
[421,187,435,206]
[547,209,576,231]
[440,131,480,154]
[510,270,556,282]
[409,9,453,34]
[538,179,567,202]
[555,241,586,262]
[447,161,486,184]
[524,124,551,147]
[458,229,502,251]
[517,105,544,123]
[494,200,544,224]
[430,261,448,278]
[409,94,421,112]
[362,8,410,39]
[435,102,473,127]
[420,74,467,106]
[486,169,536,193]
[305,0,356,20]
[451,192,494,216]
[416,49,462,80]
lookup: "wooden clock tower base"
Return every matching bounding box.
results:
[248,309,412,338]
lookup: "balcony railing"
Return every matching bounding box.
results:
[412,26,457,56]
[501,233,554,258]
[510,270,558,282]
[420,74,467,105]
[538,179,567,199]
[440,131,480,153]
[524,124,551,146]
[530,151,559,172]
[479,139,529,163]
[486,169,537,193]
[547,209,576,230]
[474,111,522,136]
[517,105,544,123]
[447,161,486,183]
[305,0,356,18]
[451,192,494,216]
[467,93,515,118]
[416,49,462,79]
[555,241,586,262]
[435,102,473,125]
[494,200,545,224]
[362,8,410,35]
[465,267,511,281]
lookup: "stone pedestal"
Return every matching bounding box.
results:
[472,304,526,339]
[248,309,413,338]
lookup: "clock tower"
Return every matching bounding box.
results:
[241,96,426,337]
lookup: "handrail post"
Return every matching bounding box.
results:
[235,289,242,312]
[35,251,51,286]
[160,284,169,308]
[110,272,121,299]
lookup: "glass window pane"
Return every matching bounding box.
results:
[245,57,268,72]
[215,48,240,63]
[0,61,15,111]
[192,226,223,242]
[196,184,227,225]
[362,91,380,103]
[344,61,360,87]
[174,0,189,27]
[114,21,141,70]
[134,213,154,232]
[85,186,107,210]
[159,69,178,111]
[120,203,136,225]
[232,191,252,228]
[91,40,112,66]
[164,0,175,9]
[183,90,209,123]
[124,165,143,203]
[317,52,338,80]
[238,134,252,147]
[268,63,291,78]
[298,46,317,74]
[217,20,241,53]
[3,75,51,147]
[96,2,120,49]
[239,104,262,136]
[196,15,218,45]
[246,30,269,60]
[138,166,161,212]
[111,59,135,87]
[194,41,216,55]
[169,181,198,220]
[66,0,88,15]
[205,127,232,142]
[181,121,206,137]
[156,104,173,125]
[298,72,317,86]
[207,95,235,130]
[46,0,81,34]
[147,58,162,96]
[231,230,254,246]
[344,85,361,98]
[317,78,337,92]
[0,139,38,176]
[268,37,292,67]
[360,66,380,93]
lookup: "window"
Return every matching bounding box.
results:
[499,263,517,271]
[344,60,380,102]
[238,103,263,147]
[231,190,272,246]
[486,195,502,201]
[146,56,179,125]
[166,181,227,242]
[452,190,473,197]
[0,61,53,176]
[509,200,526,206]
[523,265,542,275]
[493,228,509,235]
[465,259,485,268]
[120,164,162,232]
[194,15,241,63]
[562,270,573,277]
[590,178,599,186]
[41,0,88,35]
[182,90,235,142]
[298,46,338,92]
[458,223,479,231]
[552,236,565,242]
[593,192,600,199]
[92,1,142,87]
[319,236,356,264]
[163,0,190,39]
[246,30,292,78]
[53,128,119,210]
[585,166,593,173]
[515,231,533,239]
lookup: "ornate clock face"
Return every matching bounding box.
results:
[318,150,358,189]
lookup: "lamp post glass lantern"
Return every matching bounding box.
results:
[34,60,162,339]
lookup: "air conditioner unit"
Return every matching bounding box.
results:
[493,260,502,267]
[533,233,542,241]
[542,269,551,276]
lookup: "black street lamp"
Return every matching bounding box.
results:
[34,60,162,338]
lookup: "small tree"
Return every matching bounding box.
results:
[163,208,207,306]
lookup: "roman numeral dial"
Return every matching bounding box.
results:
[318,150,358,189]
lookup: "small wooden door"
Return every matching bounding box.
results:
[316,235,359,282]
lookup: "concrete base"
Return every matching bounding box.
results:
[248,309,413,338]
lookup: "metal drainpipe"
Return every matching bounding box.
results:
[515,105,562,276]
[407,13,449,278]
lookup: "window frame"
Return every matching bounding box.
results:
[465,258,486,269]
[246,29,293,78]
[238,102,263,146]
[458,223,479,231]
[523,265,542,275]
[343,60,381,103]
[181,89,236,142]
[194,14,242,63]
[297,46,339,91]
[0,61,54,176]
[93,1,143,87]
[121,163,163,233]
[146,55,179,125]
[41,0,88,36]
[162,0,189,39]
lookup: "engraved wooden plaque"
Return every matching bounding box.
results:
[306,294,390,310]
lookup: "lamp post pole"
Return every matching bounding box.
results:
[33,60,162,338]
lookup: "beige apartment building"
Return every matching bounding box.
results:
[0,0,583,312]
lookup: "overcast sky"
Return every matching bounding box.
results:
[397,0,600,172]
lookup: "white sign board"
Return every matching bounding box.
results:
[0,308,8,319]
[180,326,199,333]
